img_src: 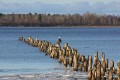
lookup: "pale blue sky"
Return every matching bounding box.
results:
[1,0,118,4]
[0,0,120,15]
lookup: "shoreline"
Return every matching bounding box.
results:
[1,26,120,28]
[0,71,88,80]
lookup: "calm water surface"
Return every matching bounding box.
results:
[0,27,120,75]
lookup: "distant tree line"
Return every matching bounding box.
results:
[0,12,120,27]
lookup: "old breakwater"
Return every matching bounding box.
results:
[18,36,120,80]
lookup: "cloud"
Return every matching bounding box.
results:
[0,1,120,15]
[91,1,120,15]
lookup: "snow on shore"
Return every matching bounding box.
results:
[0,71,88,80]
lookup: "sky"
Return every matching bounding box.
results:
[0,0,120,15]
[1,0,119,4]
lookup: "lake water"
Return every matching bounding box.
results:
[0,27,120,76]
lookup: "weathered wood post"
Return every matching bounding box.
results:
[101,52,105,61]
[88,55,92,72]
[105,59,109,71]
[68,56,73,67]
[110,59,114,72]
[58,50,63,63]
[81,55,85,63]
[88,69,92,80]
[117,60,120,79]
[63,57,67,68]
[63,47,66,57]
[96,61,101,80]
[101,52,106,70]
[101,67,106,80]
[94,51,98,68]
[84,60,88,72]
[18,36,24,41]
[108,70,113,80]
[34,38,39,47]
[78,63,82,71]
[73,54,78,71]
[28,36,34,46]
[92,69,96,80]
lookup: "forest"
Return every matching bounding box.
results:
[0,12,120,27]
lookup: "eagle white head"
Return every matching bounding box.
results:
[118,60,120,62]
[36,38,38,40]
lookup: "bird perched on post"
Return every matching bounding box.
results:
[56,37,62,47]
[56,37,61,44]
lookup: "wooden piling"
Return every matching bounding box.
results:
[110,59,114,72]
[18,37,120,80]
[117,61,120,79]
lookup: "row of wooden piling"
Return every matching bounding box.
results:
[19,36,120,80]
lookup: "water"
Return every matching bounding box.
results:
[0,27,120,76]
